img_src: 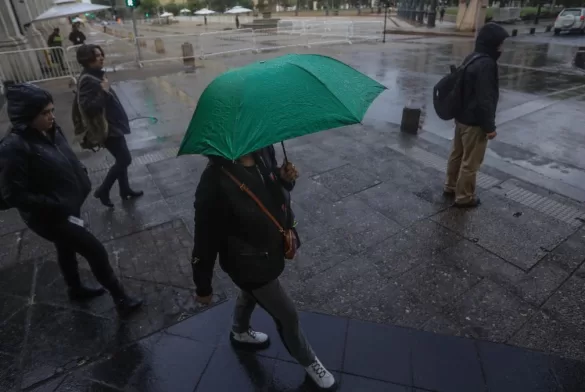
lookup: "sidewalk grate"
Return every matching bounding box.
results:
[387,143,585,227]
[87,146,179,173]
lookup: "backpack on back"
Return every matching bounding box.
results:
[433,54,487,121]
[72,74,108,151]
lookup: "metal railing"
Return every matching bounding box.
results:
[1,21,384,84]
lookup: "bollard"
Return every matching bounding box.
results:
[545,25,551,32]
[182,42,195,72]
[574,46,585,70]
[400,106,421,134]
[529,27,535,35]
[511,29,517,37]
[154,38,165,54]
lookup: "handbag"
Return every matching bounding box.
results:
[221,167,298,260]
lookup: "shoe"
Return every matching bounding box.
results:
[68,285,106,301]
[305,357,336,390]
[114,294,143,317]
[229,328,270,349]
[120,190,144,200]
[94,188,114,208]
[443,189,455,198]
[454,198,481,208]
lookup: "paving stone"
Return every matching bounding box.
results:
[27,375,67,392]
[339,375,409,392]
[0,307,27,356]
[356,182,441,226]
[549,355,585,392]
[166,300,233,346]
[292,177,341,216]
[395,261,482,309]
[0,258,36,298]
[479,341,562,392]
[194,344,276,392]
[541,275,585,332]
[0,352,21,391]
[52,375,122,391]
[513,257,569,307]
[547,232,585,273]
[20,304,119,389]
[282,142,347,178]
[432,193,573,270]
[312,164,381,198]
[88,199,174,242]
[343,320,412,385]
[412,331,485,392]
[106,220,193,289]
[422,314,478,339]
[445,279,536,343]
[0,231,21,270]
[19,229,55,262]
[510,311,585,362]
[0,208,27,237]
[366,220,461,280]
[148,155,208,198]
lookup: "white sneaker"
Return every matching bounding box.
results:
[305,357,336,390]
[229,328,270,349]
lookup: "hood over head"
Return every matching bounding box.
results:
[6,83,53,128]
[475,22,509,60]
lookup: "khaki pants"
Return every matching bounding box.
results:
[445,122,488,204]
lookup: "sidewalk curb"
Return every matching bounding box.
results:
[384,29,472,38]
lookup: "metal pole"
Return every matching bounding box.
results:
[383,4,388,42]
[131,7,142,66]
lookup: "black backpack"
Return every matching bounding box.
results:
[433,54,488,121]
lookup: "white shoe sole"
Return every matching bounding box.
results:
[229,332,271,350]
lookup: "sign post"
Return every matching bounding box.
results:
[125,0,143,66]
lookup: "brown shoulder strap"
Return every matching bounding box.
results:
[221,167,285,235]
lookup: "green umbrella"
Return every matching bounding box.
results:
[178,53,386,160]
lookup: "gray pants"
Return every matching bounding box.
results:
[232,279,316,367]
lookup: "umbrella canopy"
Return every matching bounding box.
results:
[225,6,252,14]
[159,12,174,17]
[180,8,191,12]
[33,1,110,22]
[194,8,216,15]
[178,54,386,160]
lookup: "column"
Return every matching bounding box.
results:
[12,0,44,48]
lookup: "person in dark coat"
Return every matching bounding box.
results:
[439,7,445,22]
[0,84,142,315]
[47,28,66,71]
[76,44,143,208]
[69,23,86,45]
[191,146,336,390]
[444,23,509,208]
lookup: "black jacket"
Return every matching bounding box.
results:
[0,125,92,224]
[69,30,86,45]
[455,23,509,133]
[78,68,131,137]
[191,147,296,296]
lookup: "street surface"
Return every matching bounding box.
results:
[1,18,584,391]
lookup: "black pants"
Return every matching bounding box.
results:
[100,135,132,196]
[28,217,121,295]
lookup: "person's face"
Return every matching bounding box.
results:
[89,48,105,69]
[31,103,55,132]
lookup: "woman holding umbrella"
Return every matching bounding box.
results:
[184,54,385,390]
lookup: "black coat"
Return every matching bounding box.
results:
[0,125,92,224]
[191,147,296,296]
[78,68,131,137]
[455,23,509,133]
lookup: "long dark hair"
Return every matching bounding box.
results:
[76,44,105,68]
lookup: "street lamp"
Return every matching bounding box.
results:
[382,0,389,43]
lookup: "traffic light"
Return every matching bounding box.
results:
[125,0,141,7]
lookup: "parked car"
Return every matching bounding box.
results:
[553,8,585,35]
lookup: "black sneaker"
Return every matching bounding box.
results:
[68,285,106,301]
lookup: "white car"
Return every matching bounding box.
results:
[553,8,585,35]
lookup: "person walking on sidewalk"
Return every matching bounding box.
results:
[76,44,143,208]
[444,23,509,208]
[191,147,337,390]
[439,7,445,23]
[0,84,142,315]
[69,23,86,45]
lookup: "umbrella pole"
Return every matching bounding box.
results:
[281,141,288,164]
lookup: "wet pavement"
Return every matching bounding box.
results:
[2,32,585,391]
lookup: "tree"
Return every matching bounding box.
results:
[138,0,160,14]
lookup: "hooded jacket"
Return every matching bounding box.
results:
[191,147,296,296]
[455,23,509,133]
[0,84,92,223]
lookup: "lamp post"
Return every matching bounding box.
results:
[383,1,388,42]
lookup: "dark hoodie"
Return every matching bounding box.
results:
[0,84,91,223]
[455,23,509,133]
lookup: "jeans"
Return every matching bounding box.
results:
[27,216,121,295]
[100,136,132,196]
[232,279,316,367]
